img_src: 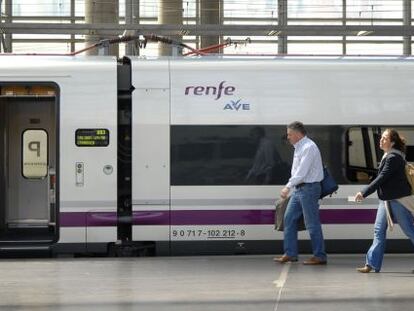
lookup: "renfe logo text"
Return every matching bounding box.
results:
[184,81,235,100]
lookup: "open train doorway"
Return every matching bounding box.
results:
[0,83,58,245]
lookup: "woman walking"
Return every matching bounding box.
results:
[354,128,414,273]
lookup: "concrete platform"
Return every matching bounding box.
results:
[0,254,413,310]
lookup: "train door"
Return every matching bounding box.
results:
[130,59,170,254]
[0,84,58,244]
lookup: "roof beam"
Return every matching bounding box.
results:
[1,23,414,36]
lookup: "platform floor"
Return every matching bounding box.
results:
[0,254,413,310]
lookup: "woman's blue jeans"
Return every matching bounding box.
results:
[366,200,414,271]
[283,182,327,260]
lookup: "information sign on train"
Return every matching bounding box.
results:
[75,129,109,147]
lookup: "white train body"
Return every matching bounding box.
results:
[1,55,414,255]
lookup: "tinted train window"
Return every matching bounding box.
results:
[171,125,350,186]
[346,127,414,182]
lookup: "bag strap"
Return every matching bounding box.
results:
[388,149,406,161]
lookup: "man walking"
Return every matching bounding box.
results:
[274,121,327,265]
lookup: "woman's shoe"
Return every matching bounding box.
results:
[357,265,373,273]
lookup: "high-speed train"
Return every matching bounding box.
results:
[1,55,414,256]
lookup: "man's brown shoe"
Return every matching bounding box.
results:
[303,256,327,265]
[357,265,379,273]
[273,255,298,263]
[356,265,372,273]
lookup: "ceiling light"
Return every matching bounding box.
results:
[357,30,373,36]
[180,29,190,36]
[268,30,282,36]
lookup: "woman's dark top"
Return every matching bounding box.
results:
[361,152,411,200]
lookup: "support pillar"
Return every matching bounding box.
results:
[199,0,222,52]
[278,0,287,54]
[0,0,3,52]
[125,0,140,55]
[85,0,119,56]
[70,0,75,53]
[403,0,411,56]
[342,0,347,55]
[158,0,182,56]
[4,0,12,52]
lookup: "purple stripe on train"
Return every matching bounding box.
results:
[60,211,169,227]
[171,209,376,225]
[59,209,377,227]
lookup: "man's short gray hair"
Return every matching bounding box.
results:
[287,121,307,135]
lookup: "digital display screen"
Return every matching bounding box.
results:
[76,129,109,147]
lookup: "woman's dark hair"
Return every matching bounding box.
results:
[385,128,406,153]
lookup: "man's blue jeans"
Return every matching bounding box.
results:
[283,182,327,260]
[366,200,414,271]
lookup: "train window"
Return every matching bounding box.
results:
[346,127,381,183]
[171,125,350,186]
[22,129,48,179]
[346,127,414,182]
[396,128,414,161]
[302,126,349,185]
[406,146,414,162]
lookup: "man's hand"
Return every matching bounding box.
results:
[280,187,290,199]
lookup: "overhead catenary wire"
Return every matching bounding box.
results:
[0,33,208,55]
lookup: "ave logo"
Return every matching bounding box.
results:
[223,99,250,111]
